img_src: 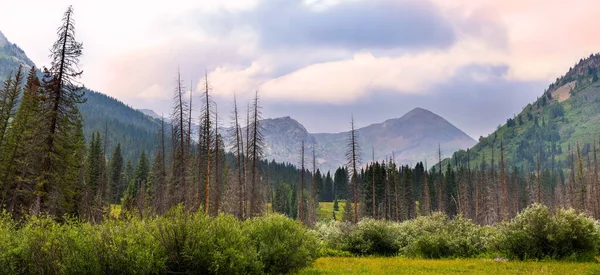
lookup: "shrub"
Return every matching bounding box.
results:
[182,213,262,275]
[0,211,23,275]
[398,213,493,259]
[94,217,166,274]
[343,219,399,256]
[246,214,319,274]
[497,204,600,261]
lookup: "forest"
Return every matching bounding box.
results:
[2,5,600,275]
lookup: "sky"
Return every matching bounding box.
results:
[1,0,599,138]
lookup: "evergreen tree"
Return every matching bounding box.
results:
[108,143,123,204]
[35,6,86,217]
[0,65,23,151]
[122,151,149,212]
[0,67,43,215]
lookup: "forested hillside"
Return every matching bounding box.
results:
[0,30,160,162]
[448,54,600,170]
[79,90,160,161]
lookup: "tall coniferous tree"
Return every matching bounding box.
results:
[108,143,123,204]
[500,139,509,220]
[0,65,23,152]
[230,94,245,219]
[347,115,360,223]
[437,144,445,213]
[200,71,212,215]
[213,105,221,215]
[0,67,43,214]
[298,140,305,223]
[148,117,167,213]
[170,70,188,207]
[576,143,586,212]
[36,5,86,216]
[249,91,264,216]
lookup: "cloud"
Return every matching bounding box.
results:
[260,64,545,138]
[4,0,600,139]
[208,0,456,51]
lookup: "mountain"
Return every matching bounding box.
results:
[446,53,600,171]
[258,108,476,172]
[0,30,160,162]
[0,31,35,81]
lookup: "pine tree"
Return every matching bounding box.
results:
[83,132,103,220]
[576,143,586,212]
[229,94,245,219]
[249,91,264,217]
[0,67,43,215]
[35,6,86,216]
[122,152,149,212]
[201,71,212,215]
[0,65,23,151]
[108,143,123,204]
[298,140,305,223]
[170,70,188,207]
[500,139,509,220]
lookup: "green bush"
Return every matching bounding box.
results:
[181,213,262,274]
[399,213,493,258]
[315,213,494,258]
[0,208,318,274]
[94,218,166,274]
[343,218,399,256]
[498,204,600,261]
[0,211,23,275]
[246,214,319,274]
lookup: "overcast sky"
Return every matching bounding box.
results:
[1,0,598,138]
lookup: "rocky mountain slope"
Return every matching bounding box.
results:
[258,108,476,172]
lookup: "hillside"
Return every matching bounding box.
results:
[254,108,476,172]
[0,30,160,162]
[447,54,600,171]
[0,31,35,81]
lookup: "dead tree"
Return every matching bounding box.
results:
[346,115,360,223]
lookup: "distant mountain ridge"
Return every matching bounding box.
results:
[255,108,476,172]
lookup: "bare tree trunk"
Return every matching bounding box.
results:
[437,144,444,212]
[372,147,376,218]
[204,72,211,215]
[299,140,305,223]
[214,105,220,215]
[500,139,509,220]
[232,95,244,219]
[348,116,359,224]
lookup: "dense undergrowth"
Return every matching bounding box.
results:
[1,204,599,275]
[315,204,600,261]
[0,207,319,275]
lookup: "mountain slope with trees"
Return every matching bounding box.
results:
[448,54,600,171]
[0,30,160,162]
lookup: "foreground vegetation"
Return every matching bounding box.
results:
[2,204,600,274]
[314,204,600,261]
[0,207,319,275]
[300,257,600,275]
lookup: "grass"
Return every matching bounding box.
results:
[317,201,347,221]
[299,257,600,275]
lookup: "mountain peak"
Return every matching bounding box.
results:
[405,107,435,116]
